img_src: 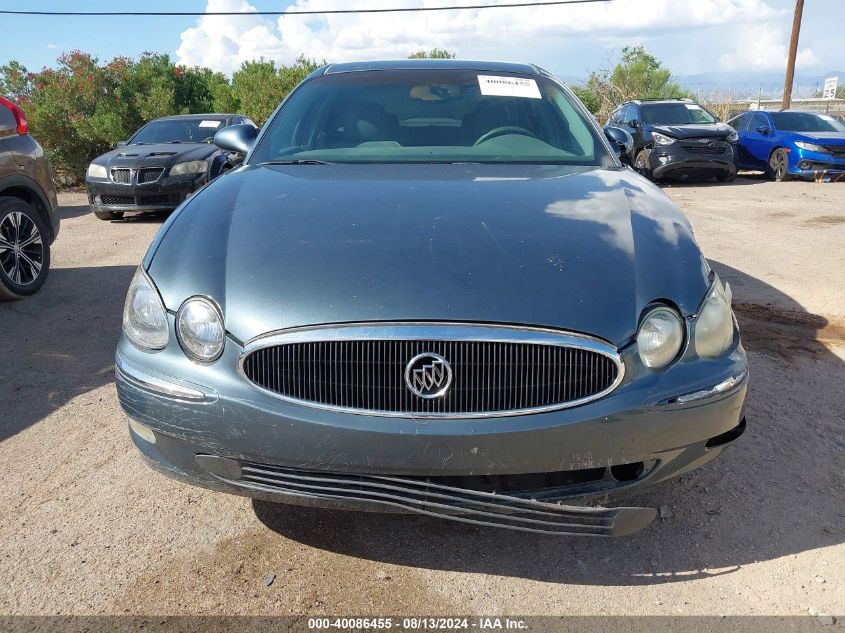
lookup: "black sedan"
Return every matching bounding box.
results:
[115,61,747,536]
[85,114,257,220]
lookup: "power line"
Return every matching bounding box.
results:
[0,0,610,17]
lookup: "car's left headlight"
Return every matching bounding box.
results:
[794,141,829,154]
[170,160,208,176]
[694,280,735,358]
[176,296,225,362]
[87,163,107,179]
[726,130,739,143]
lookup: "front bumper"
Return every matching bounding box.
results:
[115,326,748,535]
[789,149,845,180]
[85,173,206,213]
[647,142,736,179]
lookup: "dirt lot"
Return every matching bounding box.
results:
[0,177,843,618]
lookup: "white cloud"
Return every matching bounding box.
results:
[717,23,819,71]
[176,0,784,76]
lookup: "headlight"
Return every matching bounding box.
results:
[652,132,676,146]
[87,163,107,179]
[694,280,735,358]
[176,296,225,362]
[726,130,739,143]
[637,306,684,369]
[123,268,169,351]
[170,160,208,176]
[794,141,829,154]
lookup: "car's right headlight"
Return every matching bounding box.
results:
[652,132,676,146]
[87,163,107,179]
[637,306,685,369]
[123,268,169,351]
[176,296,225,363]
[694,280,735,358]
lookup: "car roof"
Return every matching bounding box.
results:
[320,59,547,77]
[747,109,827,115]
[150,114,240,121]
[625,99,697,106]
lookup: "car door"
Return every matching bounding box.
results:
[743,112,774,168]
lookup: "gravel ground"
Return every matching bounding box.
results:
[0,178,843,617]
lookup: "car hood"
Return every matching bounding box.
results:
[147,164,710,347]
[790,131,845,144]
[92,142,218,168]
[650,122,734,139]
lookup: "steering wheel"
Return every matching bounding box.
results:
[473,126,538,146]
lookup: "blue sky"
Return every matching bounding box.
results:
[2,0,842,89]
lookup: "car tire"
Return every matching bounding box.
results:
[717,169,737,183]
[94,209,124,221]
[767,149,792,182]
[0,197,51,300]
[634,150,653,180]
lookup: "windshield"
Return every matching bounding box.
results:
[770,112,845,133]
[249,70,612,165]
[130,118,226,144]
[641,103,716,125]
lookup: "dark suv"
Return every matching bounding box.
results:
[605,99,738,182]
[0,96,59,298]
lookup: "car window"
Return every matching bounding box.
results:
[130,118,225,144]
[641,102,716,125]
[770,112,845,133]
[249,69,614,166]
[750,113,769,130]
[728,114,749,131]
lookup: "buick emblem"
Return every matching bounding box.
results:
[404,352,453,399]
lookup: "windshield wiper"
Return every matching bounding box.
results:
[260,159,332,165]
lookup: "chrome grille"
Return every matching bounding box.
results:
[111,168,131,183]
[138,167,163,183]
[240,324,623,418]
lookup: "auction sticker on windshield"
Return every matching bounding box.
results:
[199,120,222,128]
[477,75,541,99]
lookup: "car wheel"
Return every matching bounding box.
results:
[767,149,792,182]
[94,209,124,221]
[634,150,653,180]
[0,197,51,299]
[717,169,736,183]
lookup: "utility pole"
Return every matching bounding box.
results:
[782,0,804,110]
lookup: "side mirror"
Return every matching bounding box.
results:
[214,124,258,154]
[755,125,770,135]
[114,140,128,149]
[604,126,634,160]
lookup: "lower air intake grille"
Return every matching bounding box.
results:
[240,324,623,417]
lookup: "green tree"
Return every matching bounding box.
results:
[571,86,600,114]
[232,56,320,124]
[408,49,456,59]
[0,60,30,99]
[585,45,692,118]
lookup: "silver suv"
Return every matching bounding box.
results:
[0,96,59,298]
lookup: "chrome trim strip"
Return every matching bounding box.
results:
[237,322,626,419]
[115,351,213,401]
[664,367,748,406]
